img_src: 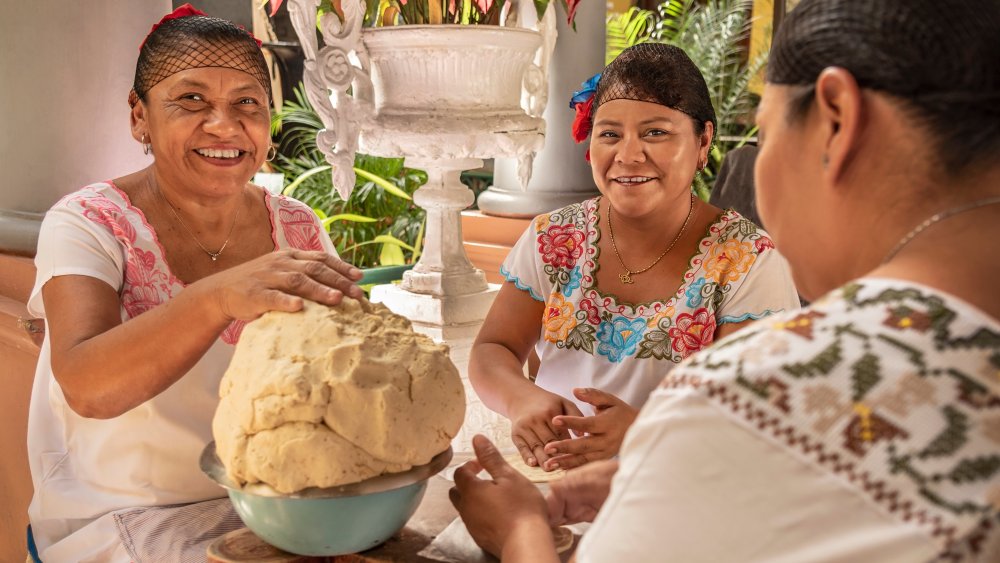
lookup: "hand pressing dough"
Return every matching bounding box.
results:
[213,298,465,494]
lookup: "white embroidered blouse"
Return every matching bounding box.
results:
[579,279,1000,562]
[502,197,801,414]
[26,182,336,562]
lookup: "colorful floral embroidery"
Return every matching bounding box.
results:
[668,308,717,359]
[543,294,577,343]
[538,223,586,268]
[520,199,781,364]
[685,278,707,308]
[579,297,602,325]
[596,316,648,363]
[704,240,756,285]
[560,266,582,297]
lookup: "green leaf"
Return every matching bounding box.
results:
[948,455,1000,484]
[850,353,881,401]
[379,242,407,265]
[353,167,412,200]
[920,406,969,459]
[782,340,843,378]
[283,165,332,196]
[345,234,416,253]
[321,213,379,226]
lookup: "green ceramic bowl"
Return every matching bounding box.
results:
[200,442,452,556]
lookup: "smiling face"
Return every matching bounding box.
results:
[589,99,712,219]
[133,64,270,197]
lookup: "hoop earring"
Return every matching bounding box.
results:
[141,133,151,156]
[266,145,277,162]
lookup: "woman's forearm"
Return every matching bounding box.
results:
[469,341,544,417]
[49,280,231,419]
[500,517,560,563]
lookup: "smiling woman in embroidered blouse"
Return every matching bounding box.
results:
[25,7,365,562]
[469,44,800,472]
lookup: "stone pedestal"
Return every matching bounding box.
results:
[477,0,606,218]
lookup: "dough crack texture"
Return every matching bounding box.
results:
[213,299,465,494]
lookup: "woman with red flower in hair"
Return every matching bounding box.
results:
[469,44,800,474]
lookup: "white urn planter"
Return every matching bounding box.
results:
[288,0,557,450]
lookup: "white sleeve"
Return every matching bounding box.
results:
[499,218,548,303]
[575,388,938,563]
[28,204,124,318]
[717,247,799,325]
[318,221,338,257]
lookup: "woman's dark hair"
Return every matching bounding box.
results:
[596,43,717,141]
[132,15,271,106]
[768,0,1000,175]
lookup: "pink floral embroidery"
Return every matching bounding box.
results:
[538,224,585,268]
[754,236,775,253]
[221,320,247,345]
[76,195,137,243]
[278,199,323,251]
[667,308,717,359]
[121,247,169,318]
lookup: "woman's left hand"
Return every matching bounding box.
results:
[542,388,638,471]
[450,435,556,561]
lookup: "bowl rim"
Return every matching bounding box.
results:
[200,441,453,499]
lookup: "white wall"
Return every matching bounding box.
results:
[0,0,170,214]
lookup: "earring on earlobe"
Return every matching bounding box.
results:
[141,133,152,156]
[266,145,277,162]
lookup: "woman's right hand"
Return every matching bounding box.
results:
[508,388,585,468]
[204,249,366,322]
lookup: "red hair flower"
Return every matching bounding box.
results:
[571,96,594,143]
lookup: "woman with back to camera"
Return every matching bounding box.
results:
[469,44,800,473]
[451,0,1000,560]
[26,5,364,561]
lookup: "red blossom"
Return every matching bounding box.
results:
[667,308,717,358]
[754,236,775,252]
[579,298,601,325]
[538,224,586,268]
[571,96,594,143]
[141,4,207,50]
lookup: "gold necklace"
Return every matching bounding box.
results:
[156,183,243,262]
[882,196,1000,264]
[608,193,697,284]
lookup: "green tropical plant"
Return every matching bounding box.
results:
[605,0,765,200]
[270,85,427,269]
[654,0,765,199]
[605,6,655,64]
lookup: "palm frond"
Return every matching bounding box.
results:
[606,7,655,64]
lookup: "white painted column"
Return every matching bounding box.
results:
[477,0,606,218]
[0,1,169,253]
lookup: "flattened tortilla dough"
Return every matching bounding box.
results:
[504,453,566,483]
